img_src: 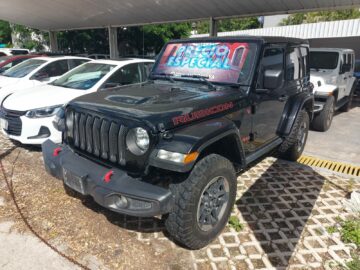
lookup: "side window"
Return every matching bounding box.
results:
[13,59,23,65]
[300,47,310,78]
[257,47,284,88]
[143,63,154,79]
[37,60,69,78]
[286,47,301,81]
[347,53,354,69]
[104,63,141,88]
[69,59,89,69]
[3,62,13,70]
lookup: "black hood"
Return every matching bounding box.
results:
[68,81,245,132]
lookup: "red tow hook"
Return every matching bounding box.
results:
[103,170,114,183]
[53,147,62,157]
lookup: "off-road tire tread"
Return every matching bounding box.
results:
[311,95,334,132]
[165,154,236,249]
[278,110,309,161]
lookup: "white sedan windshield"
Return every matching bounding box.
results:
[51,63,116,90]
[2,59,46,78]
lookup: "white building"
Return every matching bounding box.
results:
[191,19,360,58]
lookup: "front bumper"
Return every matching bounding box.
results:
[2,115,62,145]
[42,140,174,217]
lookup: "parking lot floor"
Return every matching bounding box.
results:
[304,96,360,166]
[0,133,359,270]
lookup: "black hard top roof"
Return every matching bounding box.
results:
[171,36,309,45]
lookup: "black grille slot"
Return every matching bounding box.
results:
[93,117,101,157]
[74,112,80,148]
[66,108,128,166]
[100,119,110,160]
[79,113,87,150]
[118,126,128,166]
[0,108,25,136]
[85,115,93,153]
[109,122,119,163]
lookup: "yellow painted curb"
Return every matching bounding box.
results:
[298,155,360,177]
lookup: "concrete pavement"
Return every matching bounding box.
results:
[0,200,78,270]
[304,100,360,166]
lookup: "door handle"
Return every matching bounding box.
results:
[278,95,288,102]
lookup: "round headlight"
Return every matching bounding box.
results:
[126,127,150,155]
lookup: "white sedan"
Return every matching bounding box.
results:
[0,58,154,145]
[0,56,90,102]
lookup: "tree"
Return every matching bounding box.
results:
[195,17,260,34]
[117,22,192,56]
[0,20,12,45]
[280,9,360,25]
[11,24,48,51]
[57,29,108,54]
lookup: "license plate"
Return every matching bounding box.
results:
[0,118,8,130]
[63,167,86,194]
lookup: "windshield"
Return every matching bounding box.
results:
[2,59,46,78]
[51,62,116,90]
[310,52,339,70]
[152,41,258,85]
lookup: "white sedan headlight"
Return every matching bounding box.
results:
[25,105,62,118]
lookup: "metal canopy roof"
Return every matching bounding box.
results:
[1,0,360,31]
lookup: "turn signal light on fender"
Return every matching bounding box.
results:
[53,147,62,157]
[184,152,199,164]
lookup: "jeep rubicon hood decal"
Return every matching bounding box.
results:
[69,82,242,132]
[172,102,234,126]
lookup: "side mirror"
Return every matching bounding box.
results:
[341,63,351,74]
[263,69,283,90]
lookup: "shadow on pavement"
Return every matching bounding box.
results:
[236,159,326,268]
[74,157,328,265]
[66,186,165,234]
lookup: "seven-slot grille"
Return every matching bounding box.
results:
[0,108,25,136]
[65,109,128,166]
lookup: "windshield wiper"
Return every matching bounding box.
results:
[180,74,216,91]
[151,72,175,83]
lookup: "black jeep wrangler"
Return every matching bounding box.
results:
[43,37,313,249]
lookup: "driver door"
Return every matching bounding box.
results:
[338,53,348,100]
[251,45,287,149]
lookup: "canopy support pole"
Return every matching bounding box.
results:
[49,31,58,52]
[108,26,119,59]
[209,17,218,37]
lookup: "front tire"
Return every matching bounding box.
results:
[165,154,236,249]
[278,110,309,161]
[311,95,335,132]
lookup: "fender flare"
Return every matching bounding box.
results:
[277,92,314,137]
[148,117,246,173]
